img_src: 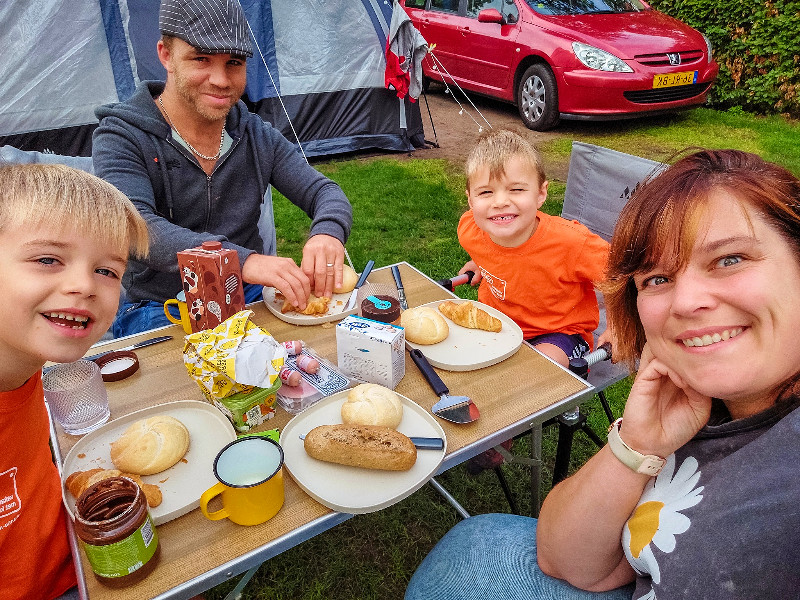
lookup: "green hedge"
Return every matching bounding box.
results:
[649,0,800,117]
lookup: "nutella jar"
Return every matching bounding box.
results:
[74,477,160,587]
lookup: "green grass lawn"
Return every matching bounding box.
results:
[207,108,799,600]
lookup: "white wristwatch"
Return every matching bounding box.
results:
[607,418,666,476]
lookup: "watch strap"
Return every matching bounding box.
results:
[607,418,666,476]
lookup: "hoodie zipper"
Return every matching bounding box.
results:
[165,133,242,231]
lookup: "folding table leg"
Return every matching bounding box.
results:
[429,477,471,519]
[223,565,260,600]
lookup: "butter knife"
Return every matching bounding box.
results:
[42,335,173,375]
[83,335,173,362]
[344,259,375,311]
[391,265,408,310]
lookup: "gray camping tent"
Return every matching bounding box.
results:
[0,0,425,158]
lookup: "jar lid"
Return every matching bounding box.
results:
[94,351,140,382]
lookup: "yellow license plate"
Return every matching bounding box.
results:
[653,71,698,88]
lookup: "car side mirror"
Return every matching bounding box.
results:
[477,8,505,24]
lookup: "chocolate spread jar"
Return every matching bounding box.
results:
[74,477,160,587]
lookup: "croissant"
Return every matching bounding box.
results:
[438,301,502,332]
[66,468,163,508]
[281,294,330,315]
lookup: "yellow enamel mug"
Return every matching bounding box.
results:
[163,290,192,334]
[199,437,285,526]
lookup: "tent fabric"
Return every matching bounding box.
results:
[0,0,425,158]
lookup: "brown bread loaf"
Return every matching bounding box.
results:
[304,424,417,471]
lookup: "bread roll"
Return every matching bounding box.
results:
[110,415,190,475]
[341,383,404,428]
[304,425,416,471]
[438,300,502,332]
[400,306,449,345]
[334,264,359,294]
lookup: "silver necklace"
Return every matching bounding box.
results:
[158,95,224,161]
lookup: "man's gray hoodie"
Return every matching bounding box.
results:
[93,81,352,303]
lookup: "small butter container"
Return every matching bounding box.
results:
[336,315,405,389]
[94,351,140,382]
[276,348,351,415]
[211,380,281,432]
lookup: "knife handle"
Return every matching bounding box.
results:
[355,260,375,289]
[410,437,445,450]
[410,349,449,397]
[391,265,403,289]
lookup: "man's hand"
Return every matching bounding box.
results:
[301,234,345,299]
[242,253,311,311]
[459,260,482,285]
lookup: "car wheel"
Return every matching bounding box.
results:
[517,64,560,131]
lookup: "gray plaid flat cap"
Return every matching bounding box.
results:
[159,0,253,57]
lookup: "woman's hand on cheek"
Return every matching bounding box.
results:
[620,344,712,459]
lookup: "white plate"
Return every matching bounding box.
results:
[62,400,236,525]
[405,300,523,371]
[262,286,357,325]
[280,391,446,514]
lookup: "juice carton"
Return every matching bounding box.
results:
[177,241,245,332]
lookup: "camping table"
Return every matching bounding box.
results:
[52,262,593,600]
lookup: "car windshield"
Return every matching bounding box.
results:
[524,0,648,16]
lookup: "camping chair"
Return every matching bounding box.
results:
[433,142,665,517]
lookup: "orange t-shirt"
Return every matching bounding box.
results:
[0,372,77,600]
[458,210,609,345]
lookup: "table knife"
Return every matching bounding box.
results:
[391,265,408,310]
[82,335,174,362]
[42,335,174,375]
[344,259,375,311]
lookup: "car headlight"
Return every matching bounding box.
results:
[572,42,633,73]
[702,34,713,61]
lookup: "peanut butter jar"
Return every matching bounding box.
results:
[74,477,160,587]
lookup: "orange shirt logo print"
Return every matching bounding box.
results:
[480,268,506,301]
[0,467,21,528]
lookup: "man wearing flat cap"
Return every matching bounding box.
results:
[93,0,353,337]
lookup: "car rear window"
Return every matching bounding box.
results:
[524,0,647,16]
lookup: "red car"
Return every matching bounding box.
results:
[401,0,719,130]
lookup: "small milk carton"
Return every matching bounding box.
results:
[177,241,245,332]
[336,315,405,389]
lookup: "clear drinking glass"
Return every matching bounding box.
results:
[43,360,110,435]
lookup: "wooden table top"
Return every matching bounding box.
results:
[55,263,590,599]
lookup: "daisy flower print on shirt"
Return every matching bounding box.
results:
[623,454,704,590]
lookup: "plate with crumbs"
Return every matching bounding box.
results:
[262,287,357,325]
[61,400,236,525]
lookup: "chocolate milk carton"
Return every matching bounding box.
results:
[176,241,245,332]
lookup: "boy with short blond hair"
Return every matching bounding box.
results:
[458,130,609,472]
[0,164,148,599]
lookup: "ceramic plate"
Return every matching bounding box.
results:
[262,287,357,325]
[62,400,236,525]
[404,300,523,371]
[280,391,446,514]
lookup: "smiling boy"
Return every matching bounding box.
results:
[0,164,148,599]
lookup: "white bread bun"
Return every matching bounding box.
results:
[304,424,416,471]
[334,264,359,294]
[400,305,449,345]
[341,383,404,429]
[110,415,190,475]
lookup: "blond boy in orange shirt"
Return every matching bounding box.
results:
[0,164,149,599]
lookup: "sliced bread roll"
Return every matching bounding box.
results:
[304,424,416,471]
[110,415,190,475]
[341,383,404,429]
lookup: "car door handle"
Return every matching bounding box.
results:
[459,26,471,35]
